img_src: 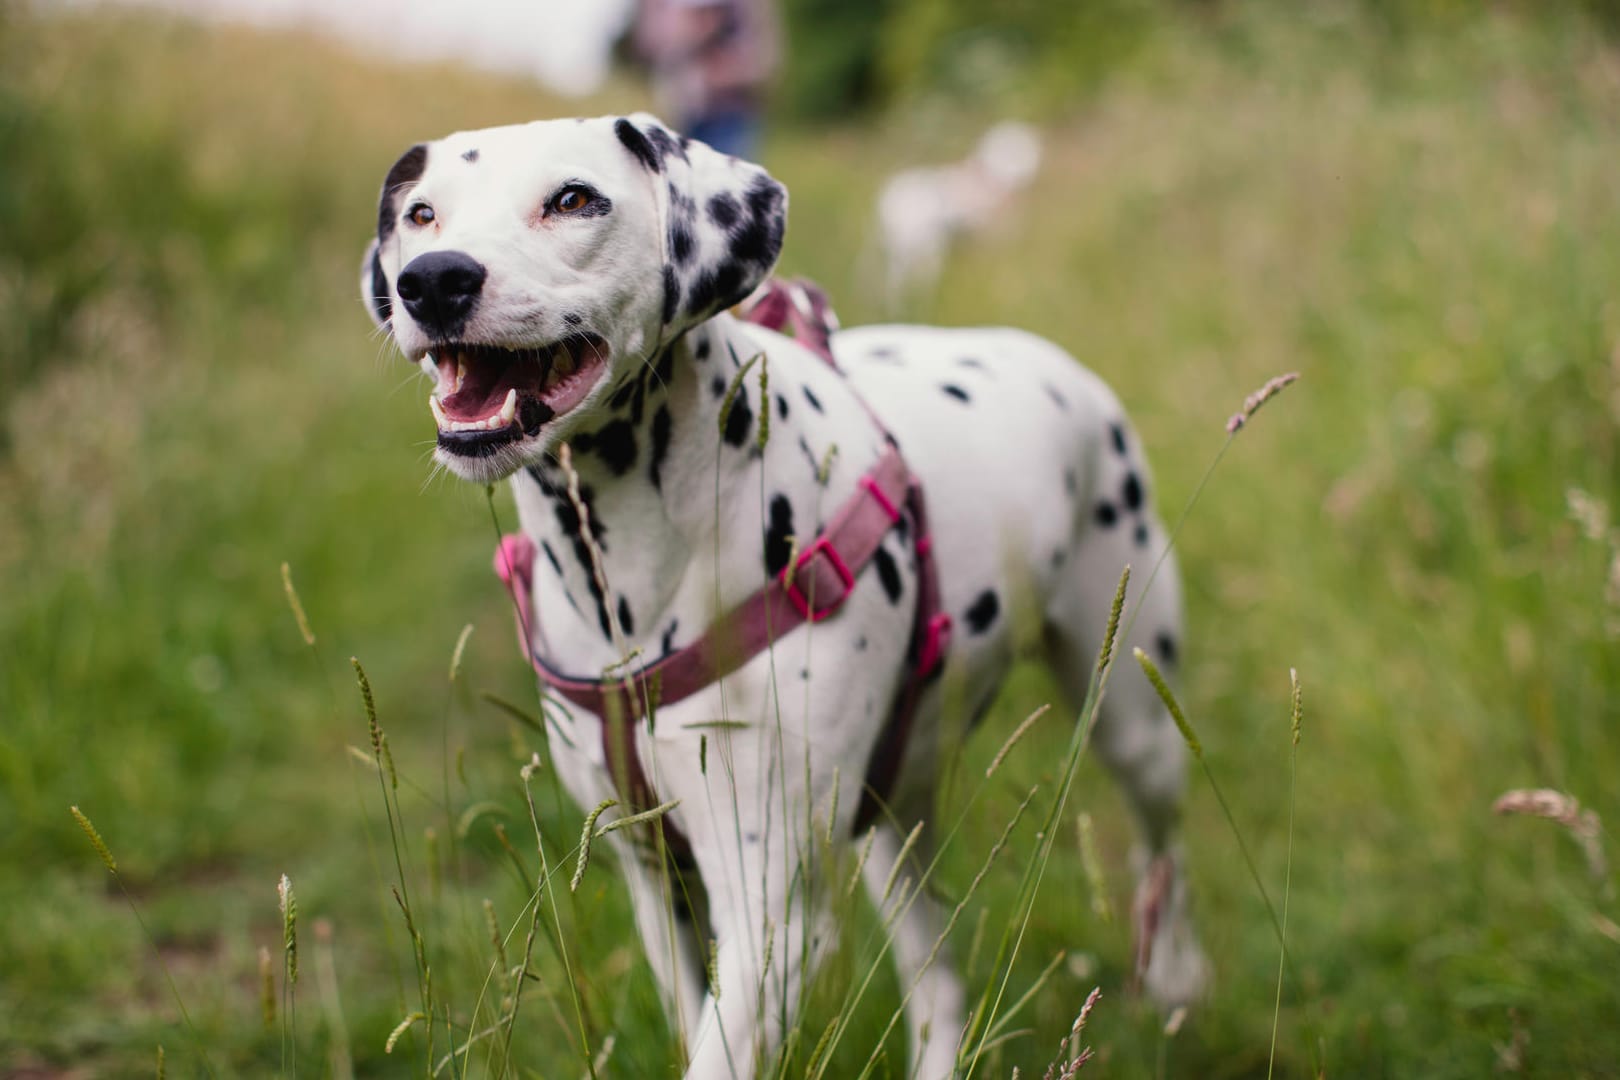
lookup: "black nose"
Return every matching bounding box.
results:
[395,250,487,339]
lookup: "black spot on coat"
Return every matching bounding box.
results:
[708,192,740,227]
[617,595,635,636]
[723,389,753,447]
[942,384,971,403]
[1110,423,1128,455]
[965,590,1000,634]
[764,495,794,576]
[1044,383,1068,411]
[1095,502,1119,528]
[1122,472,1143,511]
[662,264,680,323]
[802,386,823,413]
[461,148,479,162]
[593,419,638,476]
[1156,632,1178,665]
[649,405,672,490]
[775,393,789,421]
[873,545,902,604]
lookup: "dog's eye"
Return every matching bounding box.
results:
[551,187,591,215]
[407,204,436,227]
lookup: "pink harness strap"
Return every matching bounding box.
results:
[495,280,949,856]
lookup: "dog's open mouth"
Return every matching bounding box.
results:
[427,335,608,454]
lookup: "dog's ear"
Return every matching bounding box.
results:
[614,114,787,335]
[361,143,430,330]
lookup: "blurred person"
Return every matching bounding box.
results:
[633,0,780,161]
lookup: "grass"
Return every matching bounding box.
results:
[4,2,1620,1076]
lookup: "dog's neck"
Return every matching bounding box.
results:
[510,313,803,673]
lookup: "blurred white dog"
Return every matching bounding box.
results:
[876,121,1043,310]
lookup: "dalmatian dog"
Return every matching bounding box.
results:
[360,114,1204,1078]
[875,121,1043,312]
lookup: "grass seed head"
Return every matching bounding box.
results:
[351,657,380,755]
[257,945,275,1028]
[69,805,116,873]
[280,562,316,645]
[1289,667,1303,745]
[277,873,299,984]
[1135,647,1201,758]
[1096,565,1130,677]
[448,622,474,682]
[1225,371,1301,433]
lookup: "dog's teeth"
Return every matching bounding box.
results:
[429,395,448,428]
[498,388,518,426]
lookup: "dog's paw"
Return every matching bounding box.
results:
[1131,849,1209,1011]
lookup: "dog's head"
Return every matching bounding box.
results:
[361,113,787,481]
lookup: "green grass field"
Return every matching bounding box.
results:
[3,4,1619,1076]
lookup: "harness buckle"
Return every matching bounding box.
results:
[782,536,856,622]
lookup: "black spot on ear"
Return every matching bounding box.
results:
[461,148,479,163]
[647,124,684,163]
[1095,501,1119,528]
[873,545,902,605]
[563,312,583,327]
[649,405,672,490]
[1156,632,1178,665]
[1110,423,1128,455]
[711,374,727,399]
[376,143,428,242]
[617,595,635,636]
[615,118,661,172]
[594,419,638,476]
[661,620,679,656]
[803,386,823,413]
[368,245,393,324]
[764,494,794,576]
[662,265,680,324]
[685,262,746,318]
[540,540,564,577]
[1122,472,1143,511]
[723,388,753,447]
[965,590,1000,634]
[1044,383,1068,411]
[707,192,740,228]
[1135,522,1150,547]
[942,384,971,403]
[775,393,789,421]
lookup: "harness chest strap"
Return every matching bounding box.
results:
[494,447,950,849]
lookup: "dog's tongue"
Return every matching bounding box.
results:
[439,349,549,422]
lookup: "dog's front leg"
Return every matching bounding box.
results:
[612,835,709,1050]
[678,795,820,1078]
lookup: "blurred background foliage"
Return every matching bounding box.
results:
[3,0,1619,1076]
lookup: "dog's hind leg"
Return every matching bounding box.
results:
[861,819,966,1080]
[1042,506,1207,1009]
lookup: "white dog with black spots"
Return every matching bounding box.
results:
[360,113,1205,1079]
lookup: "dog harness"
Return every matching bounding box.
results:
[494,280,950,860]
